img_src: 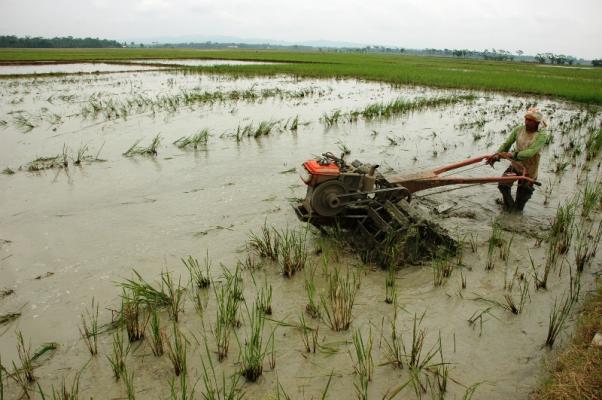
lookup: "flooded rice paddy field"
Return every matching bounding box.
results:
[0,63,171,76]
[1,66,602,399]
[129,59,276,67]
[0,59,275,76]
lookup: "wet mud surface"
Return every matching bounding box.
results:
[1,66,601,399]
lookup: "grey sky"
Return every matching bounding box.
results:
[1,0,600,59]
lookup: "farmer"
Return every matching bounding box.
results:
[487,108,548,212]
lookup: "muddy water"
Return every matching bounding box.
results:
[129,59,277,66]
[0,63,169,75]
[0,68,601,399]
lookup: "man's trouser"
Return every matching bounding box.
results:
[497,166,534,211]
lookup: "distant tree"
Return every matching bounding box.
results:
[516,50,524,56]
[0,35,121,48]
[535,53,546,63]
[593,59,602,67]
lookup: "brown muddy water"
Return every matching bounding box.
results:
[0,63,170,76]
[128,59,276,67]
[0,66,601,399]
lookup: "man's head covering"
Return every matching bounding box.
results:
[525,107,543,122]
[524,107,547,127]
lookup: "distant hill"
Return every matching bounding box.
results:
[0,35,122,48]
[128,34,366,49]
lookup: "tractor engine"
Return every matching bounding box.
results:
[293,152,456,267]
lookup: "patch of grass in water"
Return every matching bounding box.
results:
[0,312,20,326]
[248,221,280,261]
[107,327,130,380]
[277,227,308,278]
[237,304,268,382]
[182,254,211,289]
[320,266,358,331]
[173,128,210,149]
[351,328,374,400]
[119,269,172,308]
[79,298,99,355]
[165,322,187,376]
[545,291,578,348]
[123,134,161,157]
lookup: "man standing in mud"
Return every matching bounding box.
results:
[488,108,548,212]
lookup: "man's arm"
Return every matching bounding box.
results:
[513,132,548,160]
[497,127,518,153]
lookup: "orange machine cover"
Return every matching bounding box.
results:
[303,160,340,176]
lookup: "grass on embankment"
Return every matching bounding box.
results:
[532,279,602,400]
[0,49,601,104]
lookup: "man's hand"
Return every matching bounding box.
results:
[486,154,500,166]
[497,152,513,159]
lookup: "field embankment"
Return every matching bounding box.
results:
[532,280,602,400]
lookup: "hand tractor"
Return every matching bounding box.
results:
[293,152,538,266]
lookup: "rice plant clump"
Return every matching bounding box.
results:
[396,313,444,397]
[80,298,99,355]
[120,270,172,309]
[123,134,161,157]
[432,257,454,286]
[121,294,145,342]
[321,110,342,127]
[549,199,577,254]
[165,323,187,376]
[585,127,602,161]
[256,279,273,315]
[233,123,254,142]
[574,220,602,273]
[358,95,475,121]
[15,331,35,383]
[383,320,403,369]
[182,254,211,289]
[198,339,244,400]
[107,327,131,380]
[485,221,502,270]
[351,328,374,400]
[581,180,602,218]
[12,113,36,132]
[304,266,321,318]
[44,373,81,400]
[253,121,277,138]
[402,313,441,371]
[320,268,359,331]
[298,313,319,353]
[277,227,308,278]
[535,236,559,290]
[25,155,67,172]
[248,222,280,261]
[502,278,530,314]
[238,305,268,382]
[173,128,210,149]
[385,265,397,303]
[545,292,577,347]
[161,271,185,322]
[148,307,164,357]
[122,364,136,400]
[213,270,242,361]
[169,373,195,400]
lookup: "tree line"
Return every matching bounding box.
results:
[534,53,578,65]
[0,35,122,48]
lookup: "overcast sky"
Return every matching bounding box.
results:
[1,0,600,59]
